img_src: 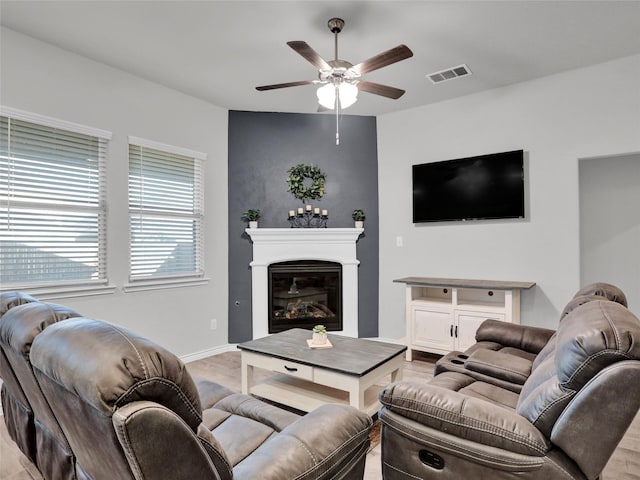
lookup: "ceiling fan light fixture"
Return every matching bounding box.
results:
[317,83,336,109]
[338,82,358,108]
[316,82,358,110]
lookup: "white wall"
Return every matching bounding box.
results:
[1,27,229,357]
[377,54,640,338]
[579,153,640,312]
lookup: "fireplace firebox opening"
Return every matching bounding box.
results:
[268,260,342,334]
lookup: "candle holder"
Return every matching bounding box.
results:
[288,209,328,228]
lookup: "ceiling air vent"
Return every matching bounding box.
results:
[427,64,472,84]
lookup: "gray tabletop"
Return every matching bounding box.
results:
[238,328,407,376]
[393,276,535,290]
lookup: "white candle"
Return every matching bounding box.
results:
[289,210,295,217]
[306,204,312,211]
[297,207,304,215]
[322,209,328,216]
[314,207,320,215]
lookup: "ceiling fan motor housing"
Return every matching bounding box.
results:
[328,18,344,34]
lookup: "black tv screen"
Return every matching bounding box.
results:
[413,150,525,223]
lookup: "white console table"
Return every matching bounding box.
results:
[394,277,535,360]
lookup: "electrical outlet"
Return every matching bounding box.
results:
[396,236,404,247]
[210,318,217,330]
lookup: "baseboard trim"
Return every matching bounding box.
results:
[180,344,238,363]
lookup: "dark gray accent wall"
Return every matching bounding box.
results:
[228,110,379,342]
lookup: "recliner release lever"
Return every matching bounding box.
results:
[419,449,445,470]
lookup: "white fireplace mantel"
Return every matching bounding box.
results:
[246,228,364,339]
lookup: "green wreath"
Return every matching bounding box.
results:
[286,164,326,201]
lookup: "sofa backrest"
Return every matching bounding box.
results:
[0,291,39,317]
[533,283,629,370]
[30,317,225,480]
[0,299,81,477]
[571,282,627,307]
[516,299,640,478]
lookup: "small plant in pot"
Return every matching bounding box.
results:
[352,209,365,228]
[242,209,261,228]
[312,324,328,345]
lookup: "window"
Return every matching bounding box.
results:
[0,107,111,290]
[127,137,205,286]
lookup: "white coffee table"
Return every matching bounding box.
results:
[238,328,407,416]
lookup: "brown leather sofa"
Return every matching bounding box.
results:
[0,293,373,479]
[433,282,628,392]
[378,295,640,479]
[0,297,81,480]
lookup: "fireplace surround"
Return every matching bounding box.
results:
[246,228,363,339]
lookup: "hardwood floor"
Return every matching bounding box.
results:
[1,350,638,479]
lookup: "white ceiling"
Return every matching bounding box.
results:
[2,1,640,117]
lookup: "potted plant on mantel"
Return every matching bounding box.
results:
[242,209,261,229]
[352,209,365,228]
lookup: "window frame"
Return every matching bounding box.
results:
[0,106,115,299]
[124,136,208,292]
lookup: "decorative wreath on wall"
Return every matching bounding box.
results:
[286,164,326,201]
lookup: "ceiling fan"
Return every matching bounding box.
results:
[256,17,413,111]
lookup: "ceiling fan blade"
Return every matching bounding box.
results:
[287,41,332,71]
[350,44,413,76]
[256,80,316,91]
[357,81,406,99]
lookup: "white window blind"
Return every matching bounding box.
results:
[128,139,204,281]
[0,110,110,287]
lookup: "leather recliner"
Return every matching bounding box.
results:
[0,292,84,479]
[378,299,640,480]
[434,282,628,392]
[0,291,40,464]
[0,300,82,480]
[29,316,373,480]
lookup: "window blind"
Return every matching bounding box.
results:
[128,142,204,281]
[0,113,109,286]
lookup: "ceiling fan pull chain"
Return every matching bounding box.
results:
[335,86,340,145]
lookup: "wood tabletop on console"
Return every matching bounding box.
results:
[238,328,407,377]
[393,276,536,290]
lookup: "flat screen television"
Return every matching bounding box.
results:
[412,150,525,223]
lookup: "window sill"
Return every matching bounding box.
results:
[123,277,210,293]
[10,284,118,301]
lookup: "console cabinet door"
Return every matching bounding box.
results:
[455,311,506,351]
[411,306,452,354]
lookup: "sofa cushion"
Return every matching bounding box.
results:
[427,372,520,409]
[464,348,533,386]
[379,379,549,456]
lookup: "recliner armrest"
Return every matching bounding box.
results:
[475,320,555,354]
[465,349,532,385]
[233,403,372,480]
[113,401,227,480]
[379,381,549,456]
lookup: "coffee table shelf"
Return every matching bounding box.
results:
[238,329,407,417]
